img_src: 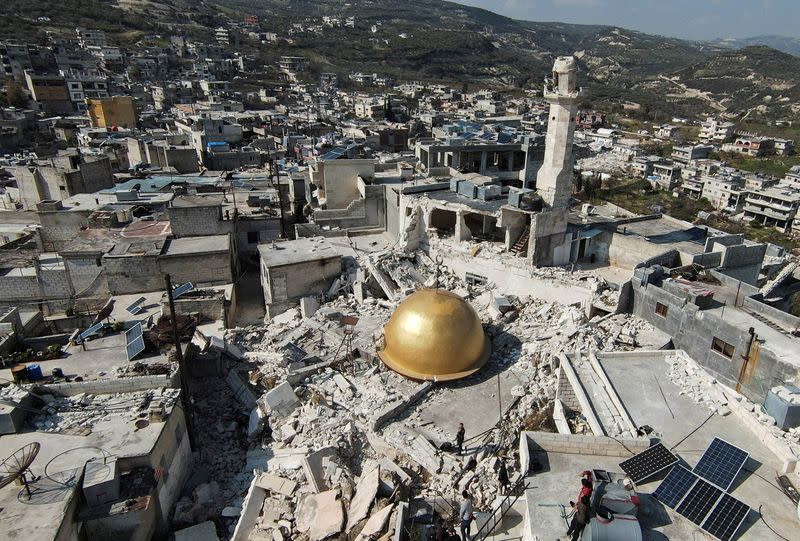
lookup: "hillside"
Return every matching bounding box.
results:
[1,0,797,122]
[712,35,800,57]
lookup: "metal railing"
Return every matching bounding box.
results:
[472,474,530,541]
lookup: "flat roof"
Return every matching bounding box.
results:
[258,237,339,268]
[170,194,224,208]
[162,234,230,256]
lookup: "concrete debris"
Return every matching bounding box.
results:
[295,490,345,541]
[356,502,395,540]
[173,521,220,541]
[30,388,180,434]
[261,381,300,417]
[254,472,297,497]
[346,465,381,532]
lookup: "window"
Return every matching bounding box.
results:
[247,231,259,244]
[655,302,668,318]
[465,272,488,286]
[711,337,734,359]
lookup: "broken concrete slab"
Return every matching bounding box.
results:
[378,458,411,494]
[174,521,219,541]
[302,446,338,493]
[261,381,300,417]
[356,503,395,540]
[346,465,381,532]
[254,472,297,497]
[300,296,320,318]
[296,490,345,541]
[370,381,434,431]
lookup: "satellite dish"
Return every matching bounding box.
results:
[0,442,40,499]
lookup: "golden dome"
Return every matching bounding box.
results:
[378,289,490,381]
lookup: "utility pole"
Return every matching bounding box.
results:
[165,273,195,450]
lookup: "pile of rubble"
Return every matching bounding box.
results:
[209,252,657,539]
[665,352,800,453]
[29,388,180,434]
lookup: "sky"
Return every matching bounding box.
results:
[453,0,799,41]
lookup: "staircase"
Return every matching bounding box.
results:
[761,261,799,298]
[510,226,530,255]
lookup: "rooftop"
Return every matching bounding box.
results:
[258,237,340,267]
[162,234,230,256]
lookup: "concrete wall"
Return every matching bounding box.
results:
[159,250,233,286]
[318,160,375,209]
[104,254,163,294]
[37,373,177,396]
[716,242,767,285]
[263,256,341,318]
[168,205,226,237]
[63,255,107,296]
[39,210,93,251]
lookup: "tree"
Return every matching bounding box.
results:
[4,81,27,108]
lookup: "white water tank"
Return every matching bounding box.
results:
[582,514,642,541]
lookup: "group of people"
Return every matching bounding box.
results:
[566,471,594,541]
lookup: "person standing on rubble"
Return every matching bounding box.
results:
[497,458,510,494]
[566,495,590,541]
[456,422,465,454]
[459,490,474,540]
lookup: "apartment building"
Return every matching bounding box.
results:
[743,187,800,232]
[699,117,735,143]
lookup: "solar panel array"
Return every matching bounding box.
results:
[693,437,748,491]
[651,438,753,541]
[78,322,104,341]
[173,282,194,299]
[125,296,147,316]
[125,323,145,361]
[619,442,679,484]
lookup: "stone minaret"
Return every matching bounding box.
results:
[536,56,583,209]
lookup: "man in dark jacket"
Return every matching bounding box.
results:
[456,423,465,454]
[566,495,590,541]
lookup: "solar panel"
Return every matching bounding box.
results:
[125,323,143,344]
[125,296,147,315]
[78,322,104,342]
[653,465,699,509]
[676,478,723,526]
[701,493,750,541]
[126,335,145,361]
[619,443,679,484]
[693,437,749,491]
[172,282,194,299]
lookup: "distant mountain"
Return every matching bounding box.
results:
[1,0,797,122]
[711,35,800,57]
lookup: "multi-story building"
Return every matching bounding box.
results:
[24,71,72,114]
[699,117,735,143]
[743,187,800,232]
[723,136,774,157]
[0,41,31,81]
[671,144,713,164]
[700,174,747,212]
[681,176,705,200]
[650,162,681,190]
[774,138,795,156]
[86,95,136,129]
[75,28,107,49]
